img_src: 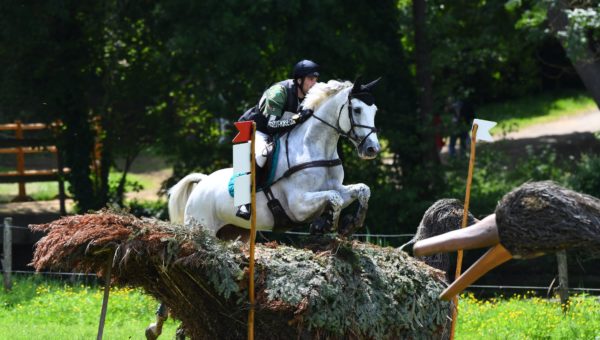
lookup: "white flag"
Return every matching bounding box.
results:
[232,142,251,174]
[472,119,497,142]
[233,174,251,206]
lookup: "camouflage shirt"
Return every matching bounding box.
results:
[260,84,288,118]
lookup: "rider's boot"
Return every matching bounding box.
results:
[236,203,251,220]
[145,303,168,340]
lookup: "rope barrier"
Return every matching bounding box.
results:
[259,230,415,238]
[468,284,600,293]
[4,271,599,293]
[2,270,97,277]
[0,224,31,230]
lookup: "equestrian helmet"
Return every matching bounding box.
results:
[293,59,320,79]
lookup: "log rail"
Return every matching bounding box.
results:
[0,121,69,214]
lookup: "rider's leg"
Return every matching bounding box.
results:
[237,131,268,220]
[145,303,168,340]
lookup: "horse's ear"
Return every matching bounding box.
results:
[361,77,381,92]
[352,76,362,94]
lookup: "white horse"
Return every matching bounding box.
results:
[145,79,381,339]
[168,79,381,240]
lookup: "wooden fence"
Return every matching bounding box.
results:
[0,121,69,215]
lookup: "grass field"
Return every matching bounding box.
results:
[1,276,599,339]
[477,90,596,135]
[0,276,177,339]
[456,292,600,339]
[0,171,153,204]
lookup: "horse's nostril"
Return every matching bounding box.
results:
[367,147,376,155]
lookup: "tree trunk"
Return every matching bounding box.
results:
[547,0,600,109]
[413,0,440,164]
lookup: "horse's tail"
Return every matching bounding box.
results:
[168,173,207,224]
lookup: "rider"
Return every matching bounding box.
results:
[236,59,320,219]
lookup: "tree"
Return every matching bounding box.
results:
[0,2,101,210]
[508,0,600,108]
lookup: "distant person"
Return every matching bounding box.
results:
[236,59,320,219]
[433,112,445,153]
[446,97,475,157]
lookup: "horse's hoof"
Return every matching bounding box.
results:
[145,324,158,340]
[339,214,360,237]
[309,217,331,235]
[175,326,187,340]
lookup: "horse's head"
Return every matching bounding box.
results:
[338,78,381,159]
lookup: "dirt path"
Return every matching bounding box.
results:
[500,109,600,139]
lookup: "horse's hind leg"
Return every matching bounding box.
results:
[145,303,168,340]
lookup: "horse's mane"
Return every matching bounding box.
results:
[302,80,352,111]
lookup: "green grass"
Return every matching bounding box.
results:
[0,276,177,339]
[0,170,151,203]
[3,276,599,339]
[477,91,596,135]
[0,182,64,203]
[456,292,600,339]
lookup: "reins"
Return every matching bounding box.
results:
[269,90,377,187]
[311,93,378,148]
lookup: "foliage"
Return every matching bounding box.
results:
[261,241,450,338]
[0,275,178,339]
[457,292,600,339]
[568,151,600,198]
[126,199,169,220]
[509,0,600,62]
[442,145,571,218]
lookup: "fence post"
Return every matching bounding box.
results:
[556,250,569,311]
[2,217,12,291]
[15,121,27,200]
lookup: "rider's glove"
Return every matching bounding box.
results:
[292,109,313,124]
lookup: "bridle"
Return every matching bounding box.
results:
[311,92,378,149]
[275,88,378,186]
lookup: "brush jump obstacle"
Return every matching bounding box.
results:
[30,211,455,339]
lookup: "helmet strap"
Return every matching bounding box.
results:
[297,77,307,97]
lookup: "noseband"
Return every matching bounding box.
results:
[312,93,378,148]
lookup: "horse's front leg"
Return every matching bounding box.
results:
[336,183,371,236]
[289,190,344,234]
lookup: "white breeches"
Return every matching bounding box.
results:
[255,131,269,168]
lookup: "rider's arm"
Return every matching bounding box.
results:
[266,109,313,133]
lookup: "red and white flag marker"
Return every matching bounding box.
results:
[232,121,257,340]
[450,118,497,340]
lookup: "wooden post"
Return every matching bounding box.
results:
[15,121,26,200]
[556,250,569,311]
[450,124,478,340]
[2,217,12,291]
[97,253,113,340]
[57,147,67,215]
[248,122,257,340]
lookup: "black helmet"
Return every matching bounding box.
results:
[293,59,319,79]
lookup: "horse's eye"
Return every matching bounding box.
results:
[353,107,362,114]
